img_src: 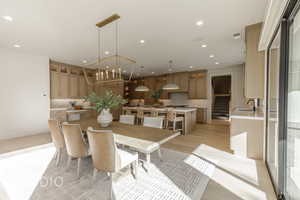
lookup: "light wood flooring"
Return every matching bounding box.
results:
[0,121,276,200]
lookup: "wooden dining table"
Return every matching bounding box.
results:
[72,118,181,165]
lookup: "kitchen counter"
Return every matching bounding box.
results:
[122,106,197,135]
[230,108,264,120]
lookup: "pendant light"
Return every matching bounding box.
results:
[135,66,150,92]
[162,60,179,90]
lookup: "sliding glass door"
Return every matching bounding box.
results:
[285,6,300,199]
[266,28,281,193]
[266,1,300,199]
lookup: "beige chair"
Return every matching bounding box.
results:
[62,123,89,177]
[166,109,184,131]
[87,127,138,198]
[136,108,145,125]
[143,116,164,129]
[48,120,65,166]
[119,115,135,125]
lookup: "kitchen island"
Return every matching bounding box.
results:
[122,106,197,135]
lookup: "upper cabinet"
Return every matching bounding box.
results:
[189,71,207,99]
[50,61,94,99]
[245,23,265,99]
[127,70,207,100]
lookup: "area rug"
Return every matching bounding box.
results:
[30,148,215,200]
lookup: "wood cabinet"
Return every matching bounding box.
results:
[245,23,265,98]
[189,72,207,99]
[127,70,207,101]
[196,108,207,123]
[50,71,60,99]
[59,73,69,98]
[50,60,93,99]
[78,76,88,98]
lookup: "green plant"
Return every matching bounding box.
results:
[84,91,127,113]
[151,89,163,101]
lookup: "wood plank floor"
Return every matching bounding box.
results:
[0,121,276,200]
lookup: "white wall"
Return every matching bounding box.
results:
[0,48,50,140]
[207,64,246,122]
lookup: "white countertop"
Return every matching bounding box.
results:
[230,108,264,120]
[123,106,197,113]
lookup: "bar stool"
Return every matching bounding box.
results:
[136,108,145,125]
[166,109,184,132]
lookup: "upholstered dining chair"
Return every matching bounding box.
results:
[62,123,89,178]
[48,119,65,167]
[136,108,145,125]
[166,109,184,131]
[119,115,135,125]
[143,116,164,129]
[87,127,138,199]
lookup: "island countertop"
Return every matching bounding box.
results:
[122,106,197,113]
[122,106,197,135]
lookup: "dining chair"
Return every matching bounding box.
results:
[166,109,184,131]
[62,123,89,178]
[143,116,164,129]
[48,119,65,167]
[119,115,135,125]
[87,127,138,199]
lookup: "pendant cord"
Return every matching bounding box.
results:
[115,21,119,67]
[98,29,101,68]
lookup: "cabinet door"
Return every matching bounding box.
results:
[196,76,207,98]
[245,23,265,98]
[189,78,197,99]
[60,73,69,98]
[50,71,60,99]
[179,73,189,91]
[78,76,88,98]
[69,75,79,98]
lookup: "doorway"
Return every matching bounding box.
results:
[211,75,231,120]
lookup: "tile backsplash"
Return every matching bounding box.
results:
[51,99,90,108]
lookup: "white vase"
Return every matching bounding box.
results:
[97,108,113,127]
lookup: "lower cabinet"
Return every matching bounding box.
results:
[230,117,264,159]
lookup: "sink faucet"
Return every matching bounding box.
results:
[247,99,256,112]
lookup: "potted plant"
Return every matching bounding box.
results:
[84,91,127,127]
[150,89,163,105]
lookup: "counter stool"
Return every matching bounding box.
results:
[166,109,184,132]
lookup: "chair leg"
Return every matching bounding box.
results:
[66,155,72,169]
[157,148,163,161]
[109,172,114,200]
[135,160,138,179]
[55,149,61,167]
[93,168,97,181]
[173,121,176,131]
[77,158,81,178]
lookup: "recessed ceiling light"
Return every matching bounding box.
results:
[82,60,87,64]
[151,72,155,74]
[201,44,207,48]
[104,51,109,55]
[106,65,109,69]
[209,54,215,58]
[215,62,219,65]
[196,20,204,26]
[13,44,21,48]
[2,16,13,22]
[140,40,145,44]
[189,66,193,69]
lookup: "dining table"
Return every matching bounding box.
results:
[72,118,181,166]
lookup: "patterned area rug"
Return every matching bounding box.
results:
[30,148,215,200]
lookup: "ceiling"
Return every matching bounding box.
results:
[0,0,268,76]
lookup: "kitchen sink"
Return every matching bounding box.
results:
[236,108,254,112]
